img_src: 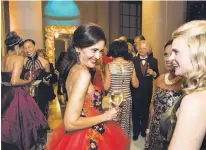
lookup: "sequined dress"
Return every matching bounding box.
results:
[148,87,182,150]
[108,61,134,137]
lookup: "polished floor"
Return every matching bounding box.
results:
[47,88,145,150]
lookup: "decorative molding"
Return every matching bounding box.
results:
[45,25,77,64]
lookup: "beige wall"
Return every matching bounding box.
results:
[109,1,120,42]
[97,1,109,47]
[2,1,6,56]
[75,1,110,47]
[166,1,187,40]
[9,1,43,49]
[142,1,186,73]
[75,1,97,24]
[7,1,187,64]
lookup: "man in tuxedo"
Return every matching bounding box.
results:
[131,40,159,141]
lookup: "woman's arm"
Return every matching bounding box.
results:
[169,94,206,150]
[148,101,155,130]
[145,101,155,145]
[44,61,50,73]
[64,69,117,131]
[103,64,111,91]
[147,76,161,136]
[131,68,139,88]
[11,56,32,86]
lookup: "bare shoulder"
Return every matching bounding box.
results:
[12,55,24,62]
[38,57,50,71]
[24,57,29,64]
[74,66,91,80]
[155,73,165,85]
[38,57,49,65]
[181,90,206,111]
[1,55,6,61]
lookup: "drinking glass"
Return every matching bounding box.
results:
[145,63,151,77]
[111,90,124,107]
[110,89,124,121]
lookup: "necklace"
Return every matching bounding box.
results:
[164,73,181,85]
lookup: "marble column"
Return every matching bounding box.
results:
[109,1,120,43]
[142,1,186,73]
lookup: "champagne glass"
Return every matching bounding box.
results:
[111,90,124,107]
[111,89,124,122]
[145,63,151,76]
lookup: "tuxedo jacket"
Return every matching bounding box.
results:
[132,55,159,98]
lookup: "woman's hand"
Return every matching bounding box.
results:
[145,131,150,148]
[103,107,119,121]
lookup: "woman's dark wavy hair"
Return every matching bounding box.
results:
[60,23,106,83]
[5,31,23,51]
[108,40,129,60]
[164,39,173,49]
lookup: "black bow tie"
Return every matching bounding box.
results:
[140,58,147,61]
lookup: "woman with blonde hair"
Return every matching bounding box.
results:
[160,20,206,150]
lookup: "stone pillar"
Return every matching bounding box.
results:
[97,1,110,48]
[142,1,186,73]
[109,1,120,43]
[75,1,98,24]
[9,1,43,49]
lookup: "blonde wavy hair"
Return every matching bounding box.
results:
[172,20,206,95]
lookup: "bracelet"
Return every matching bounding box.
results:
[146,129,150,134]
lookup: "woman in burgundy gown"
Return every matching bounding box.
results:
[49,23,130,150]
[1,31,49,150]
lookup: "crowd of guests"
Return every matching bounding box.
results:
[1,20,206,150]
[2,33,57,149]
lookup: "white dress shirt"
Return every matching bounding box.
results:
[140,56,148,65]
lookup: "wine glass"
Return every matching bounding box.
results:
[145,63,151,77]
[111,90,124,107]
[110,89,124,122]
